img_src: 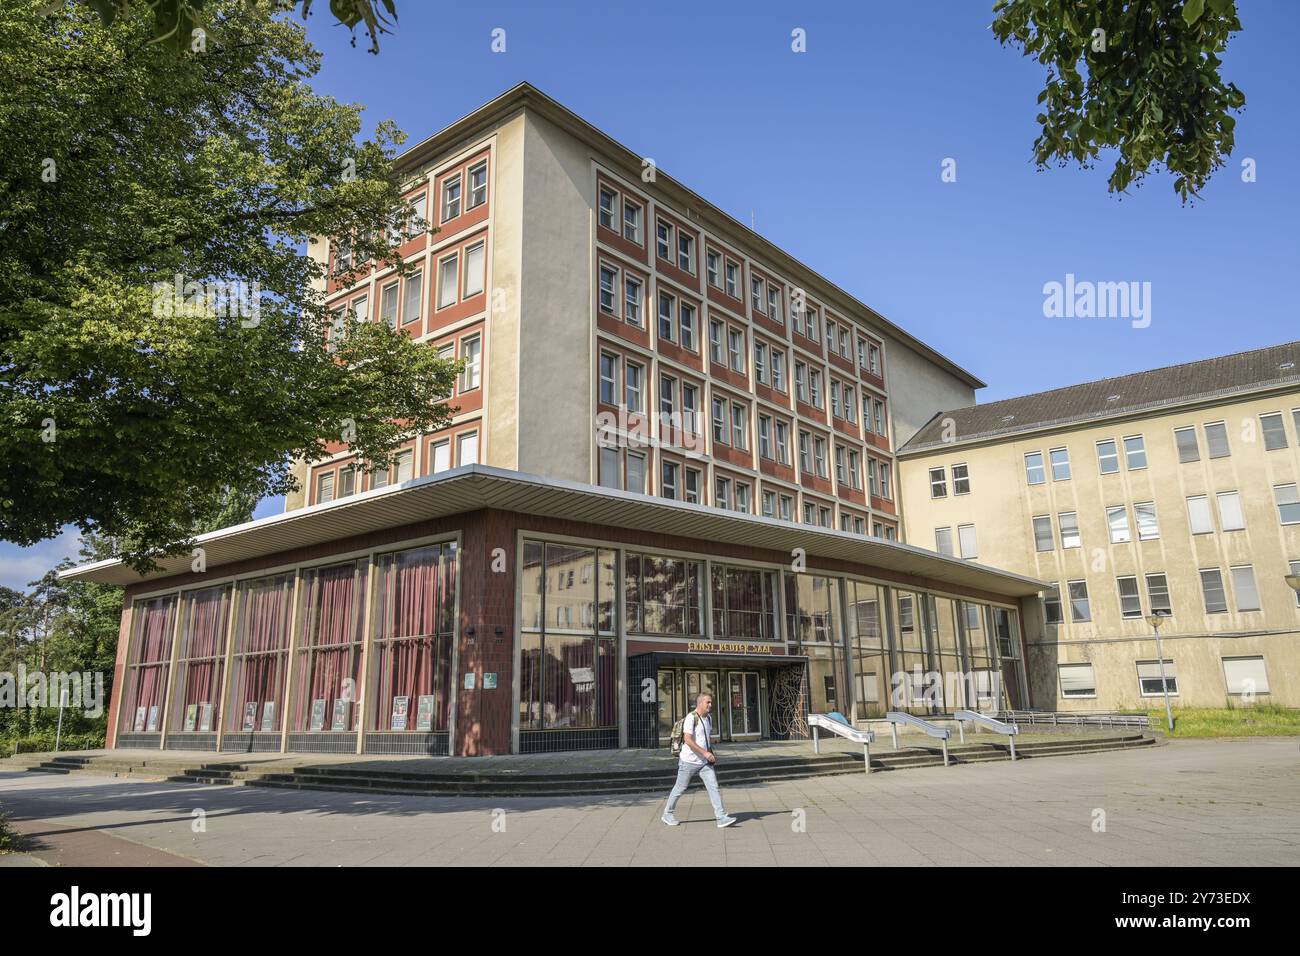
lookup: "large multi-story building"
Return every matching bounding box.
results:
[899,342,1300,711]
[65,83,1046,758]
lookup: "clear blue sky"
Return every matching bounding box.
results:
[4,1,1296,589]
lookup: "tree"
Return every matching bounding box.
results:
[1,1,459,570]
[45,0,400,53]
[992,0,1246,201]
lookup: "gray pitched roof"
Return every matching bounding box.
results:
[900,341,1300,454]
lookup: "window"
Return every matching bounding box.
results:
[924,468,946,500]
[844,386,857,423]
[1199,568,1228,613]
[712,397,727,445]
[830,380,841,419]
[1058,511,1081,549]
[684,468,701,504]
[758,415,772,459]
[624,276,643,326]
[1024,452,1046,485]
[767,286,781,322]
[462,242,485,297]
[1067,581,1091,622]
[761,490,776,518]
[754,341,768,384]
[734,483,751,514]
[659,375,676,419]
[1230,565,1261,611]
[1107,505,1131,544]
[682,384,699,434]
[771,350,785,390]
[810,370,823,409]
[751,277,764,314]
[1187,495,1214,534]
[626,451,646,493]
[835,446,846,484]
[1123,435,1147,469]
[1032,515,1053,551]
[1096,439,1119,475]
[775,421,790,464]
[1216,491,1245,531]
[1275,483,1300,524]
[679,303,697,351]
[337,465,356,498]
[1136,660,1178,697]
[660,461,679,500]
[706,250,720,288]
[598,352,619,405]
[869,399,884,437]
[724,261,738,298]
[1134,501,1160,540]
[779,495,794,521]
[1223,656,1270,697]
[714,475,731,510]
[406,193,426,239]
[709,320,724,365]
[1117,576,1143,618]
[434,343,454,397]
[316,471,335,504]
[868,343,881,376]
[352,295,368,324]
[1204,421,1231,458]
[1260,412,1288,450]
[951,463,970,495]
[656,219,672,261]
[1059,663,1096,698]
[1174,426,1200,463]
[1043,583,1063,625]
[467,161,488,208]
[598,186,616,230]
[799,431,812,473]
[1291,560,1300,608]
[879,462,891,499]
[867,458,878,497]
[430,440,450,474]
[598,264,617,313]
[728,327,745,372]
[806,308,820,341]
[379,281,398,328]
[622,199,642,243]
[1295,408,1300,445]
[1145,573,1171,616]
[957,524,978,560]
[678,233,694,273]
[794,362,808,403]
[814,436,828,478]
[394,448,414,483]
[442,173,461,221]
[402,270,423,326]
[459,335,481,391]
[1049,447,1071,481]
[935,527,954,556]
[657,293,674,342]
[625,362,643,412]
[731,404,747,450]
[437,252,458,309]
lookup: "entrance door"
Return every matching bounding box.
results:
[727,672,761,737]
[683,669,721,739]
[656,669,678,743]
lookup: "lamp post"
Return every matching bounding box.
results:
[1145,611,1174,732]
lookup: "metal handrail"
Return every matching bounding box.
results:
[998,710,1151,730]
[807,713,875,774]
[954,710,1020,760]
[884,711,951,766]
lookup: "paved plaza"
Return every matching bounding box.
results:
[1,738,1297,866]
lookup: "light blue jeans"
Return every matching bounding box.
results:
[665,760,726,820]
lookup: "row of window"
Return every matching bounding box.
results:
[1027,484,1300,553]
[1022,410,1300,486]
[597,177,887,380]
[1044,561,1300,624]
[314,429,481,505]
[1057,656,1272,700]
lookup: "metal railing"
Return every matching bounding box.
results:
[807,713,875,774]
[998,710,1151,730]
[954,710,1020,760]
[884,712,952,766]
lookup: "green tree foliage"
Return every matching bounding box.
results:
[1,1,458,569]
[992,0,1246,201]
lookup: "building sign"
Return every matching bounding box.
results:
[685,641,777,656]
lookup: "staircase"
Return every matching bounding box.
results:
[11,732,1156,798]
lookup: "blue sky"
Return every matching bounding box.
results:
[4,1,1296,589]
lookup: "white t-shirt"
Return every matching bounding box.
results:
[680,710,712,765]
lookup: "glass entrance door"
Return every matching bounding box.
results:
[683,669,721,739]
[727,672,761,737]
[656,669,678,742]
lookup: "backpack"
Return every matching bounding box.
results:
[670,710,709,756]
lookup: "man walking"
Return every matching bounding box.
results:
[663,692,737,828]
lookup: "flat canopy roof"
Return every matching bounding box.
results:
[59,465,1045,597]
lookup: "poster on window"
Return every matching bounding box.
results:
[243,701,259,731]
[134,707,146,732]
[199,703,213,732]
[569,666,595,693]
[391,695,410,731]
[309,698,326,731]
[146,705,159,731]
[260,701,275,732]
[184,704,198,732]
[331,698,350,731]
[415,695,435,732]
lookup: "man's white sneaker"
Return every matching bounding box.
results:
[661,812,680,826]
[716,815,738,828]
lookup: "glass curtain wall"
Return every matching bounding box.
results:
[119,595,178,734]
[785,574,845,714]
[291,559,368,733]
[168,585,231,734]
[845,581,889,719]
[226,574,294,733]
